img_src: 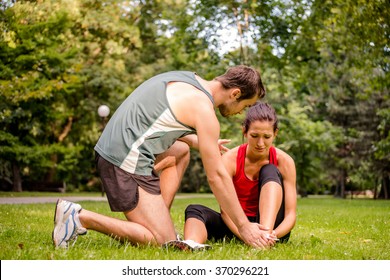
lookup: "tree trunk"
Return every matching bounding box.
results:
[334,170,346,198]
[12,162,22,192]
[45,154,58,182]
[45,116,73,183]
[378,174,390,199]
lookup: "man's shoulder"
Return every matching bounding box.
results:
[154,70,194,79]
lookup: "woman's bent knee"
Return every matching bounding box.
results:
[259,164,282,188]
[185,204,207,223]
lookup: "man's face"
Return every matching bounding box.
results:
[219,95,258,117]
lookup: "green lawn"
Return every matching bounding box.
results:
[0,193,389,260]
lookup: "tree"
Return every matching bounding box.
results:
[1,0,388,197]
[290,0,390,198]
[0,0,143,190]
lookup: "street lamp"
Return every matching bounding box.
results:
[97,104,110,197]
[97,104,110,127]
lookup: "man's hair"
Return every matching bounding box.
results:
[215,65,266,101]
[242,102,279,133]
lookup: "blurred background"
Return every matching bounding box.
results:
[0,0,389,199]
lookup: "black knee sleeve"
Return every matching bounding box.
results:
[259,164,282,188]
[185,204,208,224]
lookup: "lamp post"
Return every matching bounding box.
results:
[97,104,110,129]
[97,105,110,196]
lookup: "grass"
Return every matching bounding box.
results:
[0,193,389,260]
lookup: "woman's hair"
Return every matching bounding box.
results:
[242,102,279,133]
[215,65,266,100]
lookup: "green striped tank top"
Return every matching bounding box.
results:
[94,71,213,176]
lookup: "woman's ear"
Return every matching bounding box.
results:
[242,126,247,137]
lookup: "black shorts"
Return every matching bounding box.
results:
[185,164,290,242]
[95,152,161,212]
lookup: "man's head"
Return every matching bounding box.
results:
[215,65,266,101]
[215,65,266,117]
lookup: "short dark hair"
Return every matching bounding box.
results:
[242,102,278,133]
[215,65,266,101]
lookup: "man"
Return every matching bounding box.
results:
[52,65,267,249]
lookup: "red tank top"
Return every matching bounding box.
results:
[232,144,278,217]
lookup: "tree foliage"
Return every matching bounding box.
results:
[0,0,388,198]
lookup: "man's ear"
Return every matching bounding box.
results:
[232,88,241,100]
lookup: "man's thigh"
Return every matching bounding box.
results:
[124,187,177,244]
[96,153,160,212]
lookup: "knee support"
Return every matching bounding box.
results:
[185,204,207,224]
[259,164,282,189]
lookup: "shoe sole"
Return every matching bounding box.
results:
[163,240,211,251]
[164,240,191,251]
[52,199,67,248]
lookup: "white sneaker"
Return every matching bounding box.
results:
[52,199,87,248]
[163,239,212,251]
[182,239,212,250]
[176,232,183,241]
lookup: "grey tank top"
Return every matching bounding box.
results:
[94,71,213,176]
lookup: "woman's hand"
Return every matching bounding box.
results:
[256,229,278,248]
[218,139,231,154]
[265,230,278,247]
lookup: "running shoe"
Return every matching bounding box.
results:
[52,199,87,248]
[163,239,212,251]
[176,232,183,241]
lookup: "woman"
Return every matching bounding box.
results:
[183,102,297,249]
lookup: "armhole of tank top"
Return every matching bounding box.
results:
[237,144,246,175]
[192,73,214,105]
[269,146,278,167]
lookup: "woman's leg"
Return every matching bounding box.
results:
[184,204,234,243]
[184,218,208,243]
[258,164,284,232]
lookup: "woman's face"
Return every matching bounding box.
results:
[244,120,277,157]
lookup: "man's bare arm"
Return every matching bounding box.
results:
[194,109,267,248]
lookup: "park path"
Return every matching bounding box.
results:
[0,193,213,204]
[0,196,107,204]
